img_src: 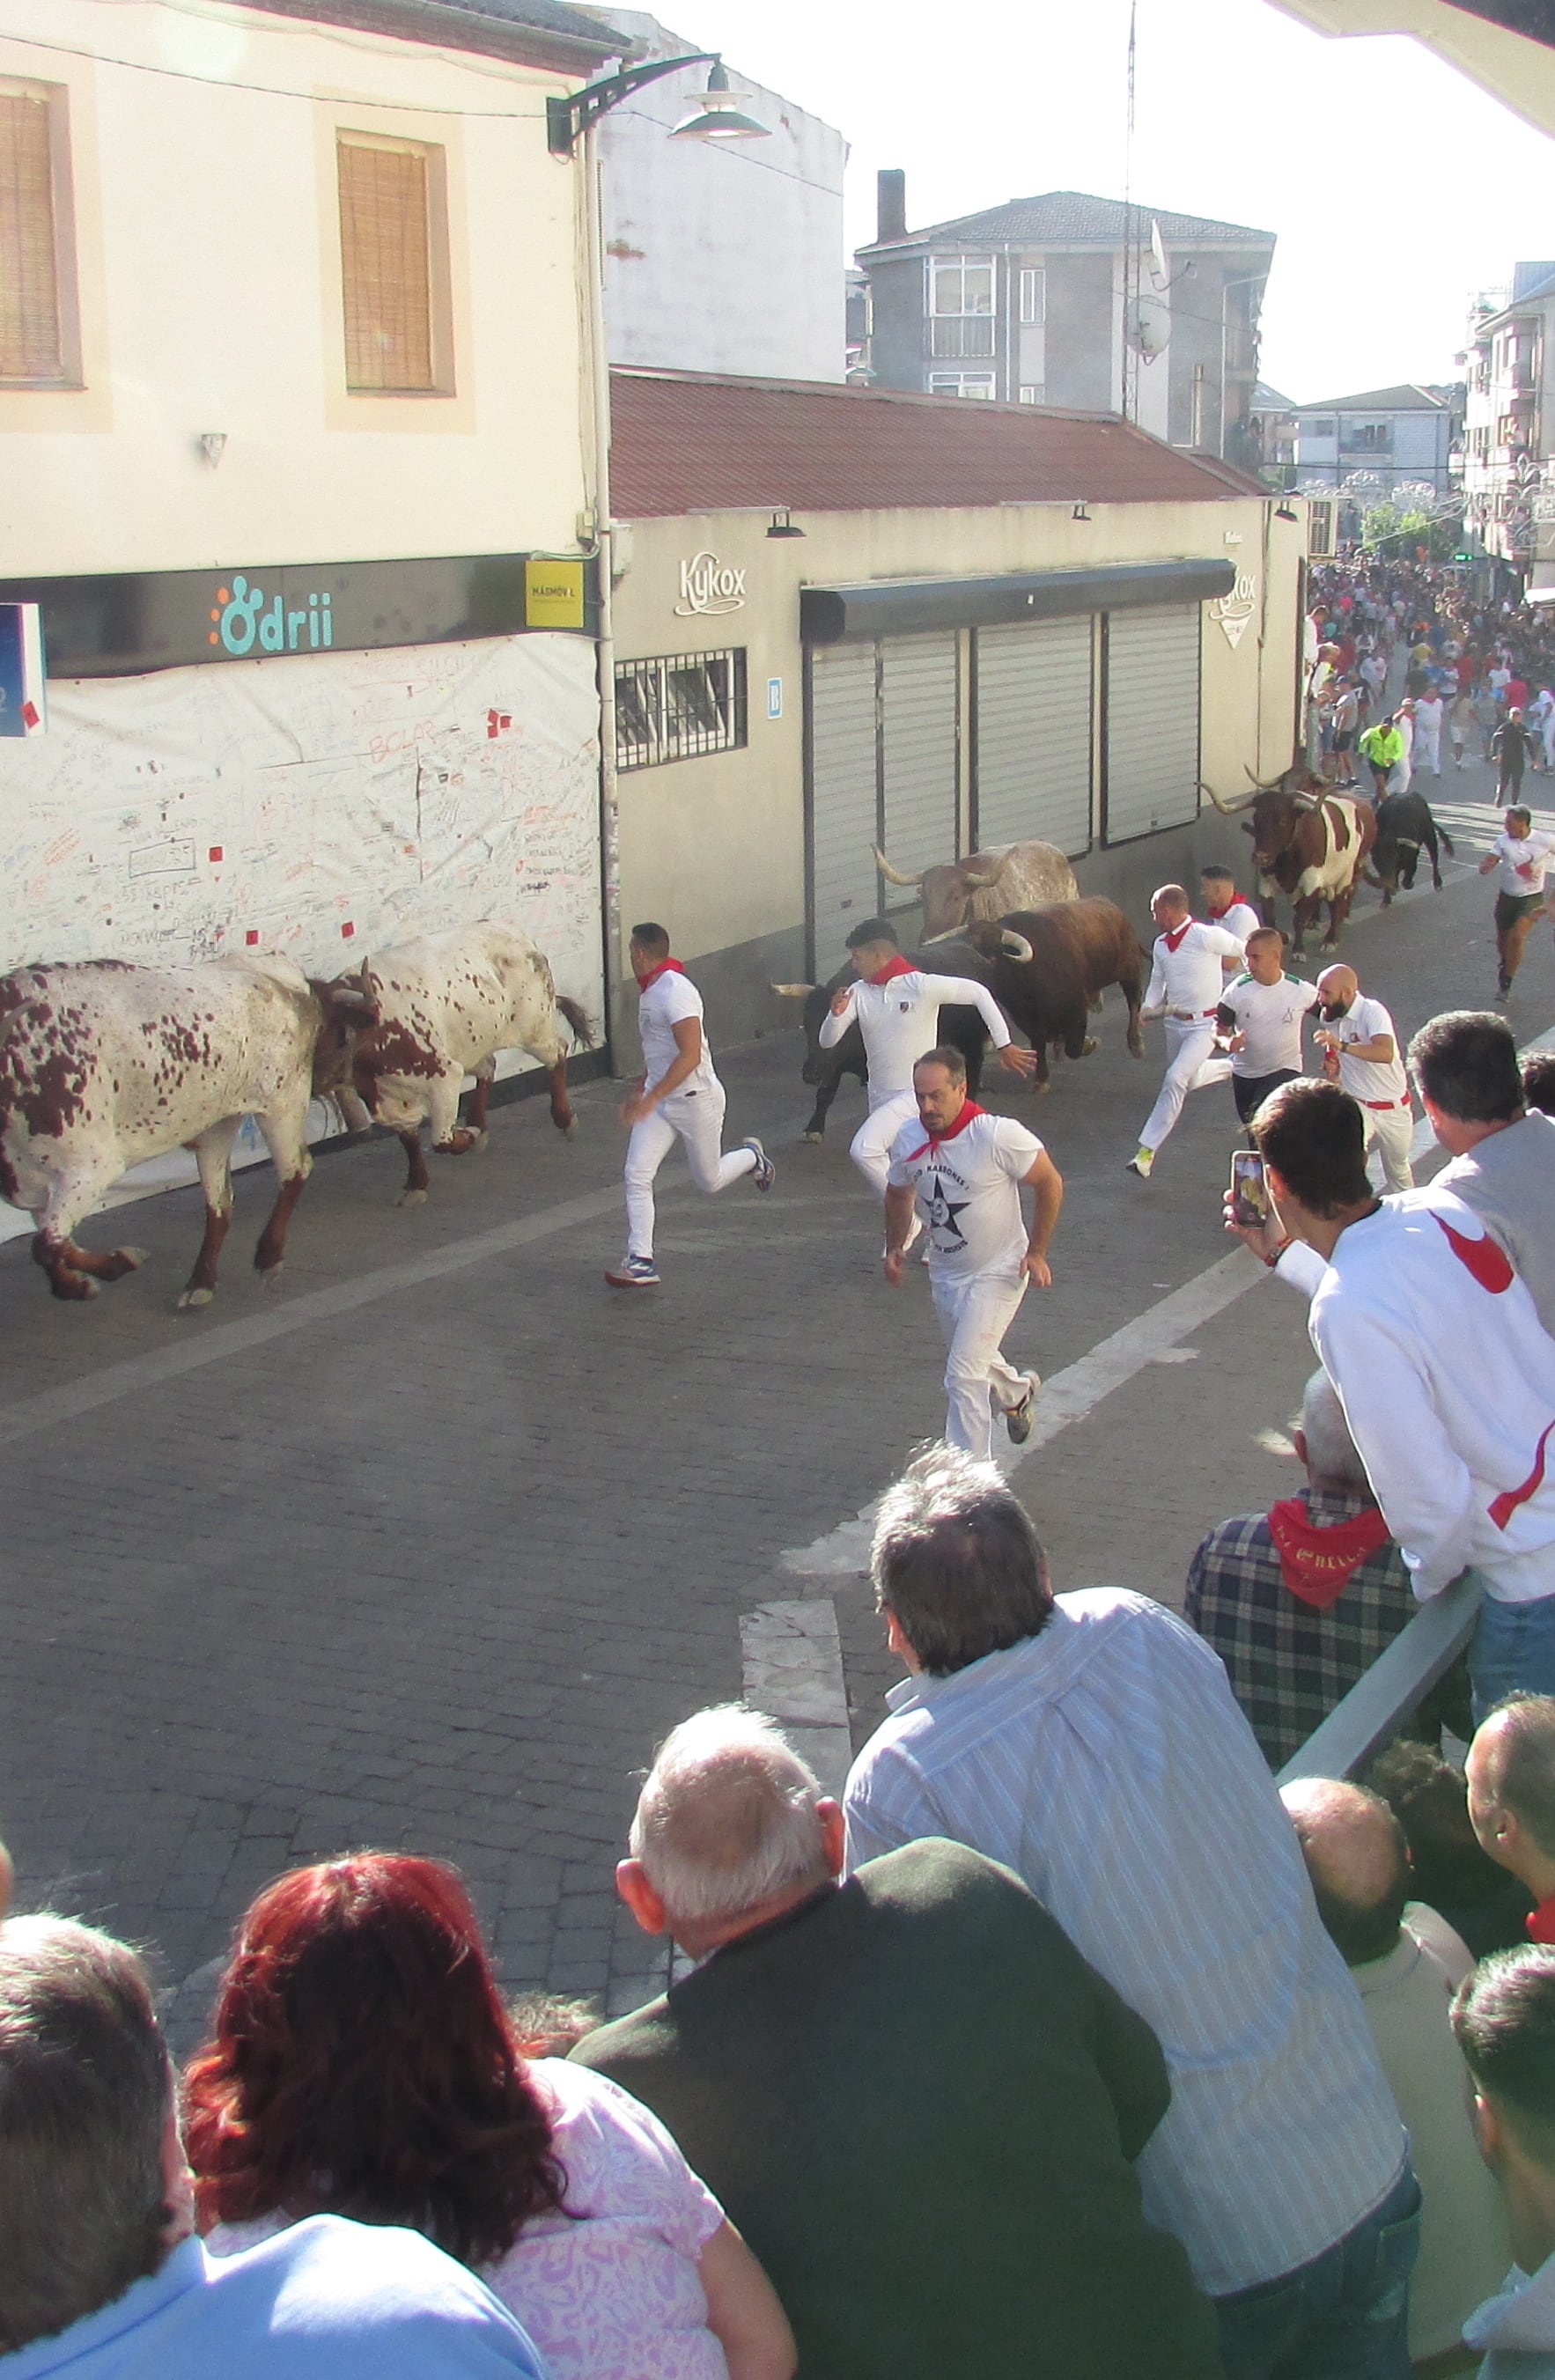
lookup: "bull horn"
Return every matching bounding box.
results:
[872,845,923,889]
[769,982,816,997]
[918,926,962,946]
[1199,778,1257,815]
[999,930,1035,962]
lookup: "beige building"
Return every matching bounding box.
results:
[608,368,1308,1045]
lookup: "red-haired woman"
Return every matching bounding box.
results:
[183,1855,793,2380]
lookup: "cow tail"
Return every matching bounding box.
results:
[1438,823,1455,856]
[556,994,595,1050]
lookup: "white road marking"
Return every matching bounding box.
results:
[740,1599,851,1795]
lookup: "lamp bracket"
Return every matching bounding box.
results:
[548,54,716,155]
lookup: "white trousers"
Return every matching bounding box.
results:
[1413,720,1441,775]
[1139,1019,1224,1153]
[1363,1104,1415,1194]
[623,1081,755,1256]
[932,1266,1030,1465]
[850,1089,920,1197]
[1386,757,1412,795]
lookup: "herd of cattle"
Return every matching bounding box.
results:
[0,769,1454,1306]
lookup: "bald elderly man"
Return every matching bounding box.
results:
[1313,964,1415,1192]
[1467,1697,1555,1944]
[1282,1779,1508,2362]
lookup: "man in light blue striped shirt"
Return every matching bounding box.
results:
[844,1444,1418,2380]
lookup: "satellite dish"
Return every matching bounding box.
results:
[1125,292,1171,361]
[1149,218,1169,291]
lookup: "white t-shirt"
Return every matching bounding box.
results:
[888,1108,1044,1280]
[1329,992,1409,1107]
[1217,972,1320,1079]
[1207,899,1263,944]
[637,967,717,1095]
[820,969,1011,1108]
[1491,830,1555,896]
[1144,921,1245,1017]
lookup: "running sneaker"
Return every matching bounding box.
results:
[1005,1373,1042,1446]
[605,1254,660,1287]
[743,1137,776,1192]
[1127,1146,1155,1179]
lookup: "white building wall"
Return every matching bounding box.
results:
[596,13,846,382]
[0,0,594,575]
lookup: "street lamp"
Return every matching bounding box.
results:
[547,55,769,1058]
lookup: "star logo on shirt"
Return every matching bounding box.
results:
[924,1170,968,1242]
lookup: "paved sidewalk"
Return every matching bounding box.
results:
[1,751,1550,2047]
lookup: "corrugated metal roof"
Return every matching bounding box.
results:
[610,368,1269,517]
[859,189,1274,254]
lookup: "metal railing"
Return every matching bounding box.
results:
[1276,1572,1485,1787]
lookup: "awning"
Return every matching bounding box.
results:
[800,557,1237,644]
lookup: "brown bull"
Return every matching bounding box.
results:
[1203,770,1375,952]
[962,900,1146,1089]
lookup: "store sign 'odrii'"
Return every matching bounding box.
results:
[675,551,747,617]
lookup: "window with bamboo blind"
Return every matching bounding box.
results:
[0,82,65,384]
[336,131,451,395]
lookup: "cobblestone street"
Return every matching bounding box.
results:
[3,751,1551,2044]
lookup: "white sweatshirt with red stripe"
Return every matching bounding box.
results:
[1278,1192,1555,1601]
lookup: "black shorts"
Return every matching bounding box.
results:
[1234,1067,1301,1126]
[1495,890,1546,932]
[1333,730,1354,753]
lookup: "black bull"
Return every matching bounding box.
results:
[788,947,994,1141]
[1367,790,1456,901]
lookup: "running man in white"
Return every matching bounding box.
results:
[606,922,773,1288]
[1216,925,1321,1131]
[883,1045,1062,1464]
[819,917,1035,1210]
[1127,886,1245,1179]
[1479,806,1555,1002]
[1312,963,1414,1193]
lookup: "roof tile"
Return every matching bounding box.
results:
[859,188,1274,253]
[610,368,1267,516]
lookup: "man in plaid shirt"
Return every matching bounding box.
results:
[1185,1371,1415,1772]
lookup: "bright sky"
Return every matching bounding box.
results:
[663,0,1553,402]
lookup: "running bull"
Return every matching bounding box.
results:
[962,898,1147,1089]
[770,947,996,1141]
[1367,790,1456,902]
[0,953,369,1304]
[315,924,593,1205]
[1203,770,1376,953]
[871,839,1080,939]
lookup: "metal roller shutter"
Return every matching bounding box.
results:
[879,634,960,890]
[974,618,1093,855]
[1104,604,1202,843]
[807,643,879,965]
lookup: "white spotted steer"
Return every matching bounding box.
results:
[321,925,593,1205]
[0,954,358,1305]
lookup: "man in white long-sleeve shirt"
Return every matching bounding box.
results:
[819,918,1035,1210]
[1240,1077,1555,1715]
[1128,886,1244,1178]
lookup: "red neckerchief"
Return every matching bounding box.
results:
[1206,897,1243,921]
[635,958,688,992]
[1266,1497,1392,1609]
[1529,1896,1555,1946]
[1161,920,1193,953]
[867,956,916,986]
[906,1099,988,1160]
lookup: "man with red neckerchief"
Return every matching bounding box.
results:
[605,922,773,1289]
[883,1045,1062,1463]
[1127,885,1246,1179]
[819,917,1035,1227]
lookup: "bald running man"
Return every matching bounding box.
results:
[1313,964,1414,1193]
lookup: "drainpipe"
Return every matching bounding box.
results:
[584,121,624,1071]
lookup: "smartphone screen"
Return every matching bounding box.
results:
[1230,1150,1268,1228]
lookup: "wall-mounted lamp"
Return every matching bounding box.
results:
[1274,502,1298,522]
[671,60,770,142]
[1072,502,1092,523]
[767,507,805,539]
[198,431,227,468]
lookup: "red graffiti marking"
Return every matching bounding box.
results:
[1435,1212,1515,1293]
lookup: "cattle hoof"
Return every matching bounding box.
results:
[176,1286,216,1311]
[1035,1079,1051,1095]
[1127,1035,1145,1059]
[437,1130,480,1157]
[397,1186,430,1208]
[259,1265,285,1294]
[557,1116,579,1140]
[49,1271,98,1301]
[1080,1037,1098,1057]
[801,1130,824,1145]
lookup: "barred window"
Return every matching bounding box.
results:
[615,650,748,770]
[336,131,449,394]
[0,81,67,384]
